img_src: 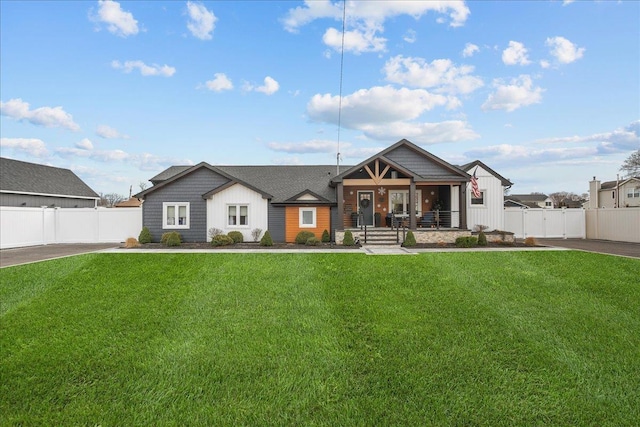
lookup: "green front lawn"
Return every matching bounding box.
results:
[1,252,639,426]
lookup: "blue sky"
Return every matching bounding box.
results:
[1,0,638,197]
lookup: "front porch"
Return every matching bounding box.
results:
[335,227,472,246]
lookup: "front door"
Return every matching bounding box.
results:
[358,191,374,226]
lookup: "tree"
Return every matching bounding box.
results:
[139,181,148,191]
[620,150,640,178]
[98,192,125,207]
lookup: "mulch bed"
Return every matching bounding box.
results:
[126,241,537,250]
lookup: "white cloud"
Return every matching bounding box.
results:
[481,75,544,112]
[186,1,217,40]
[462,43,479,58]
[502,41,531,66]
[93,0,139,37]
[76,138,94,150]
[245,76,280,95]
[383,55,483,96]
[111,60,176,77]
[96,124,129,139]
[323,26,386,54]
[545,36,585,64]
[0,137,49,157]
[307,85,478,143]
[283,1,470,54]
[0,98,80,131]
[267,139,342,154]
[403,29,417,44]
[540,59,551,69]
[205,73,233,92]
[537,120,639,153]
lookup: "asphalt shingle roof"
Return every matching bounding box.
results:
[1,157,99,198]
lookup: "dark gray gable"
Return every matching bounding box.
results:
[0,157,99,198]
[460,160,513,187]
[333,139,469,182]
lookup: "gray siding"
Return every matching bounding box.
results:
[142,168,229,242]
[330,206,339,242]
[1,193,95,208]
[267,205,285,243]
[386,145,461,179]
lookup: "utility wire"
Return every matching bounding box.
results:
[336,0,346,175]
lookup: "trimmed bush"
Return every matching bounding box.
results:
[260,230,273,246]
[321,229,330,243]
[162,231,182,247]
[211,234,234,246]
[295,231,315,245]
[208,228,223,240]
[138,227,152,244]
[125,237,141,248]
[306,237,321,246]
[455,236,478,248]
[343,230,355,246]
[228,231,244,243]
[477,230,487,246]
[403,231,416,247]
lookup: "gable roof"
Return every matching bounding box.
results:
[600,176,640,190]
[459,160,513,187]
[0,157,99,199]
[332,139,470,183]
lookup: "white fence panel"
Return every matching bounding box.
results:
[0,206,142,249]
[504,208,586,239]
[586,208,640,243]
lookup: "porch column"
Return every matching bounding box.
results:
[336,183,344,230]
[459,183,467,230]
[409,180,416,229]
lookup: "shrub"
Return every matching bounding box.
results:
[295,231,315,245]
[473,224,489,232]
[477,230,487,246]
[208,228,223,240]
[321,229,330,243]
[524,236,538,247]
[211,234,234,246]
[251,228,263,242]
[306,237,321,246]
[125,237,140,248]
[260,230,273,246]
[228,231,244,243]
[138,227,152,244]
[403,231,416,247]
[343,230,355,246]
[455,236,478,248]
[162,231,182,247]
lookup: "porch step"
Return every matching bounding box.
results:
[351,229,403,245]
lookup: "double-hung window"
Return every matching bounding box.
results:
[299,207,316,228]
[163,202,189,229]
[228,205,248,226]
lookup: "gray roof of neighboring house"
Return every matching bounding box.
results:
[509,194,550,202]
[600,176,640,190]
[0,157,99,199]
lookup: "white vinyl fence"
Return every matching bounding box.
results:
[585,208,640,243]
[504,208,586,239]
[0,206,143,249]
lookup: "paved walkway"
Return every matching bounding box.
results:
[1,239,638,268]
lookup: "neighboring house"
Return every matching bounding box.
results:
[459,160,513,231]
[589,176,640,208]
[136,139,511,243]
[114,197,143,208]
[506,193,554,209]
[0,157,99,208]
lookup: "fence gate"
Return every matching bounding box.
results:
[504,208,586,239]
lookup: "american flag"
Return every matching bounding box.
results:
[470,169,481,199]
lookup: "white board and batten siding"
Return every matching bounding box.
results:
[465,164,506,231]
[206,183,269,242]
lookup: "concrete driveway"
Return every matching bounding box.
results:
[0,243,120,268]
[537,238,640,259]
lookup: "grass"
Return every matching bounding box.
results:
[1,252,639,426]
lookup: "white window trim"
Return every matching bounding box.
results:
[470,190,486,207]
[227,204,250,228]
[388,190,422,215]
[299,207,317,228]
[163,202,190,229]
